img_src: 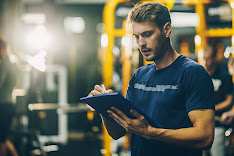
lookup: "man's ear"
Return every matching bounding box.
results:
[163,22,172,38]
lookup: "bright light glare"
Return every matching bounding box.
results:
[28,104,34,111]
[225,129,232,136]
[12,89,26,103]
[26,25,52,50]
[198,49,204,61]
[100,149,107,155]
[231,2,234,8]
[64,17,85,33]
[22,13,46,24]
[224,46,233,58]
[101,33,108,48]
[224,50,230,58]
[170,12,199,27]
[27,50,47,72]
[121,35,131,47]
[122,34,132,56]
[43,145,59,152]
[194,35,201,46]
[112,46,120,56]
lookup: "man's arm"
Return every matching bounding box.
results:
[215,94,233,112]
[108,108,215,149]
[88,85,126,140]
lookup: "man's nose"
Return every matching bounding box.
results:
[138,37,146,47]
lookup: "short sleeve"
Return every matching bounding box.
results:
[184,66,215,113]
[126,73,136,103]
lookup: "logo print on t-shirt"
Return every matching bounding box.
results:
[211,78,222,92]
[134,83,178,92]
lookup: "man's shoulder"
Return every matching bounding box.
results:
[179,56,205,72]
[180,55,200,67]
[134,63,155,75]
[176,56,211,82]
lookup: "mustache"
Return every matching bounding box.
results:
[138,47,151,52]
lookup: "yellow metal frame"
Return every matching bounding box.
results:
[183,0,234,53]
[102,0,126,91]
[102,2,126,154]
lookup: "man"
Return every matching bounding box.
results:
[200,45,233,156]
[0,36,19,156]
[220,55,234,126]
[89,2,215,156]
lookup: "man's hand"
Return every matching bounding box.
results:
[107,107,151,139]
[88,85,125,139]
[220,111,234,125]
[109,108,215,149]
[88,85,113,97]
[87,85,113,111]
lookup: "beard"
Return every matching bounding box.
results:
[151,34,168,61]
[140,33,168,62]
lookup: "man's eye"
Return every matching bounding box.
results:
[144,33,151,37]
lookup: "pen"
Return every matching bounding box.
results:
[101,84,106,93]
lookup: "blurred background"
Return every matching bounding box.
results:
[0,0,234,156]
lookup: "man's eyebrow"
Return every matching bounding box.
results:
[133,30,154,36]
[142,30,154,34]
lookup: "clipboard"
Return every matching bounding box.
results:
[80,92,157,131]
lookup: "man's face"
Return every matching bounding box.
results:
[200,49,216,72]
[132,21,168,62]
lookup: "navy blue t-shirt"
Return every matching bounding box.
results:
[126,55,214,156]
[210,64,233,127]
[211,65,233,115]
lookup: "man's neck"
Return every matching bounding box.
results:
[207,66,216,76]
[154,46,179,70]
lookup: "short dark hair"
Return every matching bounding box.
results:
[127,2,171,31]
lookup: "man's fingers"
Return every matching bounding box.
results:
[108,110,123,121]
[130,109,143,119]
[94,85,104,92]
[111,107,130,120]
[106,89,113,94]
[89,85,110,96]
[94,84,112,94]
[89,89,102,96]
[107,110,128,130]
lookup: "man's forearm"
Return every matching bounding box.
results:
[143,109,215,150]
[215,94,232,111]
[146,125,214,149]
[101,115,126,140]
